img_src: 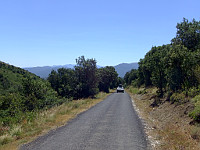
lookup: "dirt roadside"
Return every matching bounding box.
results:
[128,88,200,150]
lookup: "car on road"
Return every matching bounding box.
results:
[117,84,124,93]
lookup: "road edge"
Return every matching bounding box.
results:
[128,92,155,150]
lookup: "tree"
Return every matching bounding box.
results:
[137,45,169,96]
[149,45,168,96]
[48,70,59,92]
[117,77,125,86]
[124,69,138,86]
[48,68,77,98]
[172,18,200,51]
[137,59,145,87]
[98,66,118,93]
[58,68,76,98]
[165,44,198,92]
[75,56,99,98]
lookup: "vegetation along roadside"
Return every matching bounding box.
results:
[0,91,111,150]
[124,18,200,149]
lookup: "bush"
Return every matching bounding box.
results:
[191,95,200,103]
[189,95,200,122]
[190,126,200,140]
[170,92,187,104]
[189,103,200,122]
[131,80,138,87]
[138,89,147,95]
[188,87,200,97]
[0,135,12,145]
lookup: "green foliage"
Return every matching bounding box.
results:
[136,18,200,97]
[129,87,140,94]
[117,77,125,86]
[137,58,152,87]
[187,87,200,98]
[98,66,118,93]
[165,44,198,92]
[194,65,200,84]
[137,59,145,87]
[172,18,200,51]
[48,57,119,97]
[170,92,186,104]
[48,68,76,98]
[124,69,138,86]
[133,18,200,122]
[189,96,200,122]
[138,89,147,95]
[75,56,99,98]
[148,45,168,96]
[0,61,59,126]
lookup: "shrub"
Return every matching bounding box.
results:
[188,87,200,97]
[191,95,200,103]
[189,95,200,122]
[170,92,186,104]
[138,89,147,95]
[190,126,200,140]
[0,135,12,145]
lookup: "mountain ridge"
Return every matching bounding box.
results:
[114,62,139,77]
[24,62,138,78]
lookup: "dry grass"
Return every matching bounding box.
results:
[128,87,200,150]
[0,92,111,150]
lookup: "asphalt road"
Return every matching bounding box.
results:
[20,92,149,150]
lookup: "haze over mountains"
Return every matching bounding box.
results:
[24,63,138,78]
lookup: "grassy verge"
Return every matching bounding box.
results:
[127,87,200,150]
[0,91,112,150]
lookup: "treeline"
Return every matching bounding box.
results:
[48,56,122,99]
[125,18,200,121]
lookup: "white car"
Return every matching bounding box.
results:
[117,84,124,93]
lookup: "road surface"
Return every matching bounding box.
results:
[20,92,149,150]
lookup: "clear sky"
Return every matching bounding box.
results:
[0,0,200,68]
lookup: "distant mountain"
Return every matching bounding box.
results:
[114,63,139,77]
[24,63,138,78]
[24,64,75,79]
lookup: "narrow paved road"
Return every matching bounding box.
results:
[20,92,149,150]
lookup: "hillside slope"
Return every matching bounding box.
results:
[0,61,58,125]
[0,61,40,95]
[128,87,200,149]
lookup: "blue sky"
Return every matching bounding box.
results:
[0,0,200,67]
